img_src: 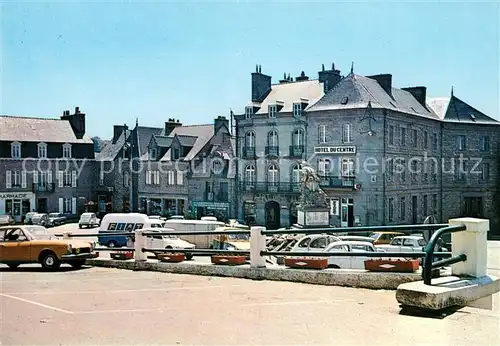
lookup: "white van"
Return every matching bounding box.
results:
[162,218,225,249]
[97,213,195,255]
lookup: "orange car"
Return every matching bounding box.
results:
[0,225,95,270]
[368,231,405,245]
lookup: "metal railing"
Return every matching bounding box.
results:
[289,145,305,157]
[242,147,256,159]
[422,224,467,285]
[318,176,356,189]
[265,146,279,156]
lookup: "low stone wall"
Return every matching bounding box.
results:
[85,258,433,290]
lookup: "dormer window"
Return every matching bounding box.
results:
[149,148,157,160]
[268,104,277,118]
[11,142,21,159]
[293,103,302,117]
[62,143,72,158]
[341,96,348,105]
[37,142,47,158]
[245,106,253,119]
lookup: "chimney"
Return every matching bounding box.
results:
[251,64,272,102]
[318,63,342,93]
[61,106,86,139]
[112,124,128,144]
[367,74,392,96]
[165,118,182,136]
[279,73,290,84]
[402,86,427,108]
[295,71,309,82]
[214,116,229,134]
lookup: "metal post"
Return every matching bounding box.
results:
[250,226,266,268]
[134,230,147,261]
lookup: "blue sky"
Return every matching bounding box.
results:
[2,0,499,139]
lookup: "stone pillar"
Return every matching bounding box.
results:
[250,226,266,268]
[134,230,147,261]
[449,217,489,277]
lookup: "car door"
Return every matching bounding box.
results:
[308,236,328,252]
[326,244,350,268]
[1,228,31,262]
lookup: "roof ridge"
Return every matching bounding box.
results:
[0,115,68,121]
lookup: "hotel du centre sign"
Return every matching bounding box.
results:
[314,146,356,154]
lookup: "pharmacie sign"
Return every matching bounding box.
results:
[0,192,31,199]
[314,146,356,154]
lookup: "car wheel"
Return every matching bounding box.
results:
[40,252,61,270]
[107,240,117,248]
[79,225,82,229]
[185,253,193,260]
[70,260,85,269]
[7,264,19,269]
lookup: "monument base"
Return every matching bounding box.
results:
[297,208,330,228]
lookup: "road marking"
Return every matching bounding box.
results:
[3,284,242,295]
[0,293,73,314]
[76,308,164,314]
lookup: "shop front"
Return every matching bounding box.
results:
[191,201,230,222]
[0,192,36,223]
[139,196,186,217]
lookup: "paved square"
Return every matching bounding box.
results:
[1,263,499,345]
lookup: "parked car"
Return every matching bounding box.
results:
[339,235,376,243]
[24,212,38,225]
[0,225,95,269]
[31,213,49,227]
[0,214,15,226]
[375,235,428,252]
[48,213,67,227]
[24,225,58,240]
[322,241,384,269]
[368,231,405,245]
[79,212,100,228]
[143,228,196,260]
[290,234,342,253]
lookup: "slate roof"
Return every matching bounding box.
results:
[307,74,440,120]
[427,96,499,125]
[250,80,325,114]
[0,115,94,144]
[177,135,197,147]
[160,124,215,161]
[95,130,130,161]
[136,126,163,156]
[152,135,173,148]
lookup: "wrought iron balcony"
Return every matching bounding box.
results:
[32,183,55,193]
[318,176,356,189]
[239,182,301,194]
[242,146,256,159]
[289,145,305,157]
[265,146,279,156]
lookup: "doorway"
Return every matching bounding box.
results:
[341,198,354,227]
[37,198,47,213]
[265,201,280,230]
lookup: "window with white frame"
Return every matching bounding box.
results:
[165,171,175,185]
[268,104,277,118]
[318,159,331,176]
[176,171,184,185]
[245,165,256,183]
[11,142,21,159]
[149,148,157,160]
[245,131,255,148]
[146,170,160,185]
[341,158,355,177]
[62,143,72,158]
[342,123,353,143]
[481,163,490,180]
[64,171,72,186]
[37,142,47,158]
[457,135,466,151]
[291,164,301,183]
[480,136,490,151]
[318,125,327,143]
[268,130,278,147]
[267,164,279,185]
[11,171,21,187]
[245,106,253,119]
[123,171,130,187]
[292,129,304,146]
[64,198,72,214]
[293,103,302,117]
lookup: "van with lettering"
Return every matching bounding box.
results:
[98,213,164,248]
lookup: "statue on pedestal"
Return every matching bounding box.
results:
[298,161,329,209]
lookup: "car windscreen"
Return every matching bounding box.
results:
[28,227,53,240]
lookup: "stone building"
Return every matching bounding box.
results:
[0,107,96,222]
[97,116,236,221]
[234,64,500,234]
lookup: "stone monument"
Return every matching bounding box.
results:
[295,161,330,228]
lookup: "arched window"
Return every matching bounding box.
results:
[245,132,255,148]
[292,129,304,146]
[318,159,331,176]
[37,142,47,158]
[268,164,279,185]
[291,164,301,183]
[245,164,256,183]
[268,130,278,147]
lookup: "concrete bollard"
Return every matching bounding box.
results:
[134,230,147,262]
[448,217,489,278]
[250,226,266,269]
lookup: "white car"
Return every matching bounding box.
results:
[375,235,427,252]
[144,228,196,260]
[290,234,342,253]
[79,212,100,228]
[323,241,384,269]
